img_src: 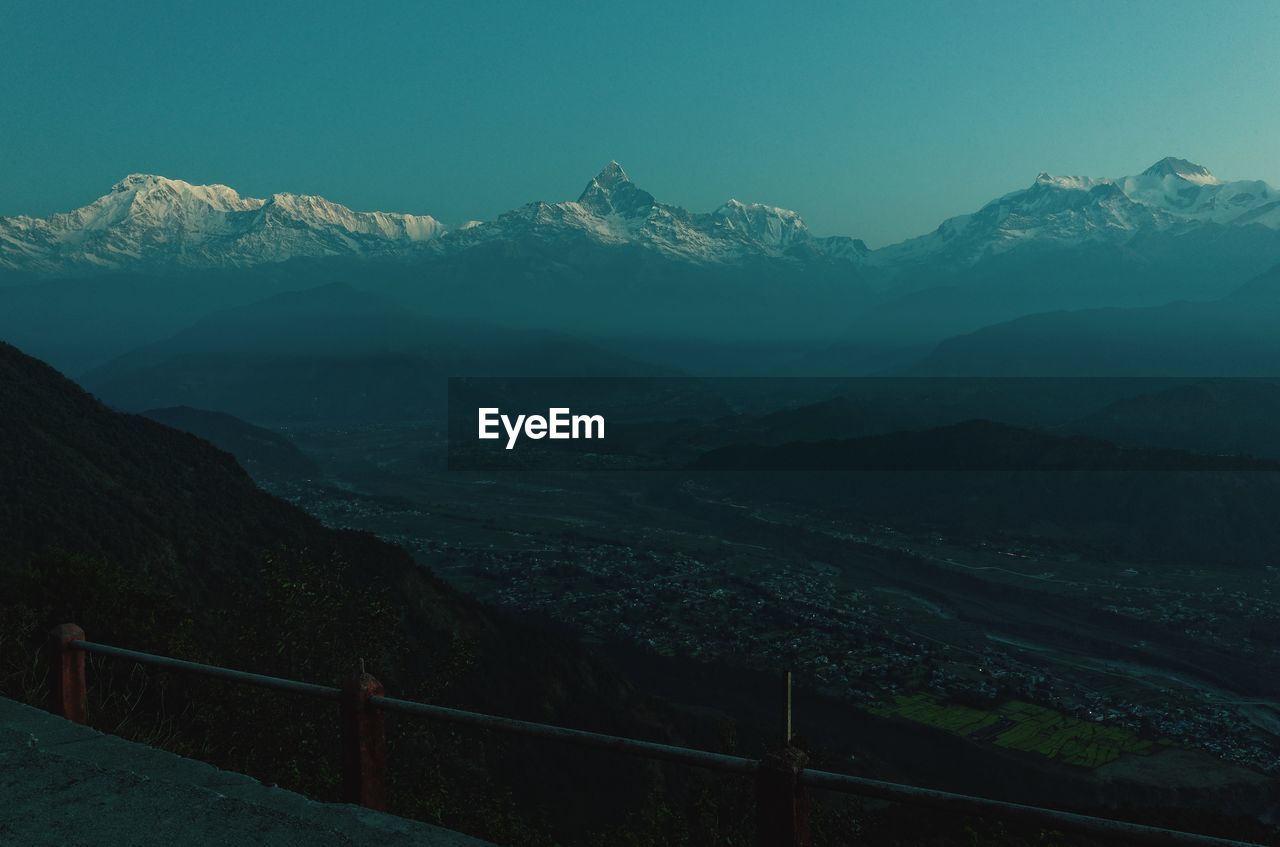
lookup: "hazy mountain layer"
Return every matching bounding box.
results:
[82,282,673,423]
[906,266,1280,376]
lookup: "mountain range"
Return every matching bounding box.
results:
[0,162,867,275]
[7,157,1280,383]
[906,264,1280,376]
[0,173,445,275]
[878,157,1280,268]
[5,157,1279,280]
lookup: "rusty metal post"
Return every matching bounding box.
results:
[46,624,86,723]
[340,671,387,810]
[756,745,811,847]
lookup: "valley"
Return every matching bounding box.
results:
[262,420,1280,821]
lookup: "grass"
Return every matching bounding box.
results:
[872,694,1155,769]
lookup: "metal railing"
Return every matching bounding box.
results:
[42,624,1268,847]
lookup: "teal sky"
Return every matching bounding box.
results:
[2,0,1279,247]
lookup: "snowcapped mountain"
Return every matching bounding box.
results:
[0,174,446,275]
[448,161,869,264]
[0,163,866,277]
[3,157,1278,279]
[1118,158,1280,226]
[877,157,1280,268]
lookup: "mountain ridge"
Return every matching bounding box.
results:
[874,158,1280,269]
[9,157,1275,278]
[0,174,446,275]
[900,263,1280,376]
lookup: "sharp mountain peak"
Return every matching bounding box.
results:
[1142,156,1218,183]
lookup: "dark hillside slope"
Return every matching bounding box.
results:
[0,341,327,593]
[0,341,673,842]
[141,405,322,481]
[0,339,654,713]
[1065,380,1280,458]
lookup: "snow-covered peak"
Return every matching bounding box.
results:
[262,192,444,242]
[0,176,445,275]
[712,199,810,250]
[576,161,657,217]
[592,161,630,189]
[1141,157,1220,185]
[1032,172,1107,191]
[879,169,1155,266]
[715,198,804,220]
[111,173,164,194]
[18,157,1269,279]
[876,157,1280,268]
[453,163,866,265]
[1117,157,1277,225]
[109,174,263,213]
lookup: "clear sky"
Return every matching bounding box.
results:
[2,0,1279,247]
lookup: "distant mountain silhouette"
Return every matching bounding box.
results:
[82,283,672,424]
[688,419,1280,472]
[141,406,322,481]
[905,264,1280,377]
[1065,380,1280,459]
[686,418,1280,569]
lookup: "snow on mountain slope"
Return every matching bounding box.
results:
[450,161,869,264]
[876,157,1280,268]
[4,157,1277,279]
[0,174,445,275]
[0,164,867,276]
[1118,158,1280,227]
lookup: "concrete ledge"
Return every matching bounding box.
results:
[0,696,492,846]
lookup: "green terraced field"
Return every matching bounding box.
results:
[869,693,999,736]
[991,701,1153,767]
[873,695,1155,769]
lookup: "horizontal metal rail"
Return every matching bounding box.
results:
[799,769,1261,847]
[63,636,1268,847]
[373,696,1262,847]
[73,640,341,702]
[372,695,758,774]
